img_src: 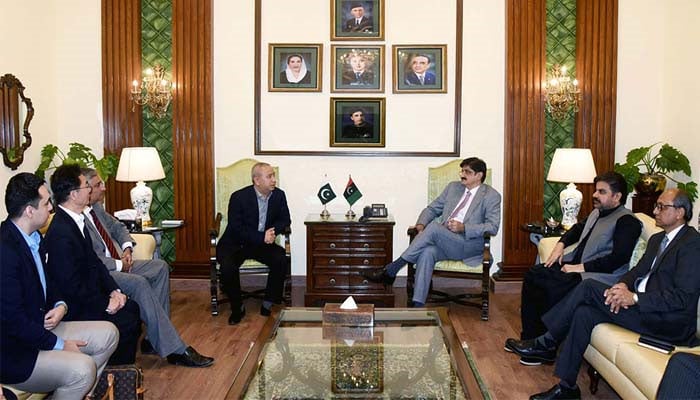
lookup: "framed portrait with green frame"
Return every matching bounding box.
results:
[268,43,323,92]
[331,0,384,41]
[330,97,385,147]
[331,45,384,93]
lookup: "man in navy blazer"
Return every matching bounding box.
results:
[1,172,118,399]
[217,162,291,325]
[506,188,700,400]
[364,157,501,306]
[43,164,142,366]
[404,54,437,86]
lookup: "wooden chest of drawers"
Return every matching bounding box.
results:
[304,214,395,307]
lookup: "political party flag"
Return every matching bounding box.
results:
[343,176,362,205]
[317,183,337,205]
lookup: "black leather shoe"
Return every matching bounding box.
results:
[505,338,556,363]
[228,306,246,325]
[166,346,214,368]
[140,338,156,355]
[362,267,396,286]
[260,306,271,317]
[530,384,581,400]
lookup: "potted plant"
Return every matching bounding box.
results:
[614,142,697,202]
[35,142,119,181]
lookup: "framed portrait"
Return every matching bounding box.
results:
[393,45,447,94]
[331,45,384,93]
[331,0,384,41]
[268,44,323,92]
[330,98,385,147]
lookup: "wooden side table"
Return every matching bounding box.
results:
[304,214,395,307]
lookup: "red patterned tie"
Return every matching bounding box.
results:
[444,190,472,225]
[89,209,120,259]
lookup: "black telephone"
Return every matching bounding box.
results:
[360,203,388,221]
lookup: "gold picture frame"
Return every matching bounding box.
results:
[331,45,384,93]
[331,0,384,41]
[268,43,323,92]
[393,44,448,94]
[330,97,385,148]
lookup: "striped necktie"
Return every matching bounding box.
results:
[444,190,471,225]
[88,210,120,259]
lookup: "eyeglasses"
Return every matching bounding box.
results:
[653,203,678,211]
[74,184,92,192]
[460,168,476,175]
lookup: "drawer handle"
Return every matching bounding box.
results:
[363,279,369,285]
[363,259,369,265]
[329,259,336,265]
[363,243,369,249]
[330,243,336,249]
[329,278,336,285]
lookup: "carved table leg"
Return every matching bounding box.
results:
[587,365,600,394]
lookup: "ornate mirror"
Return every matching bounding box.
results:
[1,74,34,170]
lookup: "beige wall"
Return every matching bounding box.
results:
[1,0,697,276]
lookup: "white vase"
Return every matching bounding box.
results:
[560,182,582,230]
[130,181,153,226]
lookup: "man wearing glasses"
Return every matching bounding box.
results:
[506,188,700,400]
[43,164,142,365]
[363,157,501,307]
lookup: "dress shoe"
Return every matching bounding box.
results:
[505,338,556,364]
[361,267,396,286]
[166,346,214,368]
[228,306,246,325]
[530,384,581,400]
[260,305,271,316]
[140,338,156,355]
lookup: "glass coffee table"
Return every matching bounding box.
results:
[227,307,485,399]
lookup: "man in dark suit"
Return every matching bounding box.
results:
[43,164,142,365]
[364,157,501,307]
[342,2,373,33]
[404,54,437,86]
[217,162,291,325]
[1,172,118,399]
[656,352,700,398]
[81,168,214,367]
[505,188,700,400]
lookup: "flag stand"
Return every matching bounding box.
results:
[320,205,330,219]
[345,207,356,219]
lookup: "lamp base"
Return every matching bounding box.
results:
[560,182,582,230]
[130,181,154,226]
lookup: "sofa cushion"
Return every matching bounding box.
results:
[589,323,641,363]
[615,342,670,399]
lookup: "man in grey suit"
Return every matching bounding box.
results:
[363,157,501,306]
[81,168,214,368]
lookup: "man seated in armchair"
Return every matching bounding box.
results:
[363,157,501,307]
[217,162,291,325]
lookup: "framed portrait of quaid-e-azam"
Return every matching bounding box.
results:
[268,44,323,92]
[331,0,384,41]
[330,97,385,148]
[393,45,447,94]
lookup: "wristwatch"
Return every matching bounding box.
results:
[633,293,639,304]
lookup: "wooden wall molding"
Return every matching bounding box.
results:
[497,0,547,280]
[171,0,214,277]
[101,0,143,212]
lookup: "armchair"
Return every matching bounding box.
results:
[406,159,493,320]
[209,159,292,316]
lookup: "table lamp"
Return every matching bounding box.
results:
[546,148,597,230]
[116,147,166,226]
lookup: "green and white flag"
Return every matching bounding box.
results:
[343,176,362,205]
[317,182,337,205]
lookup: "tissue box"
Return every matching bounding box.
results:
[322,325,374,340]
[322,303,374,327]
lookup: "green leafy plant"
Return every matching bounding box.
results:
[614,142,697,202]
[35,143,119,181]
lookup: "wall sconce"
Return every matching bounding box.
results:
[543,64,581,120]
[130,64,173,119]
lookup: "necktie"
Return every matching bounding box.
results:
[355,72,361,81]
[419,75,425,84]
[89,209,120,259]
[635,235,669,292]
[355,19,360,25]
[444,190,471,225]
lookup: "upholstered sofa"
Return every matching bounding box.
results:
[539,212,700,399]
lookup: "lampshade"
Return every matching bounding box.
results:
[546,148,597,183]
[116,147,165,182]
